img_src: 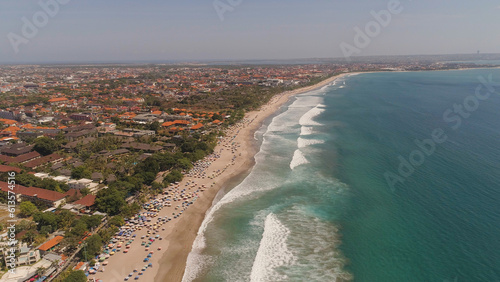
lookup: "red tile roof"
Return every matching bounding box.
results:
[0,151,41,165]
[38,235,64,251]
[0,164,21,173]
[190,123,204,130]
[48,97,68,103]
[64,189,82,199]
[24,153,63,169]
[0,181,66,202]
[74,261,86,270]
[74,194,96,207]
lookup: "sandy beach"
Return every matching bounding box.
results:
[92,72,353,282]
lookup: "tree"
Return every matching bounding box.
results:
[95,188,126,216]
[50,259,60,269]
[83,234,102,260]
[163,170,183,184]
[55,131,67,144]
[23,230,36,244]
[33,212,58,231]
[80,188,91,196]
[36,267,46,277]
[15,173,40,188]
[140,172,156,185]
[177,158,192,170]
[71,166,91,179]
[57,210,75,229]
[70,221,88,237]
[34,137,58,156]
[108,215,124,227]
[148,121,160,132]
[212,113,223,121]
[61,236,79,252]
[16,220,36,233]
[80,215,102,230]
[40,225,52,235]
[111,116,120,124]
[120,203,140,218]
[151,182,163,192]
[40,178,69,192]
[189,149,206,162]
[63,270,87,282]
[19,201,38,217]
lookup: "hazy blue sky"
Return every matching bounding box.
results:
[1,0,499,63]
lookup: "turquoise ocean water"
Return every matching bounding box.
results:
[183,69,500,282]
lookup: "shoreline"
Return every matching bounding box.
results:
[92,72,354,282]
[154,72,354,282]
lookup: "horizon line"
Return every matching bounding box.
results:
[1,52,499,66]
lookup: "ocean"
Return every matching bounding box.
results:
[183,69,500,282]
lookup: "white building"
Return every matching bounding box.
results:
[0,242,40,268]
[68,178,93,190]
[53,175,71,183]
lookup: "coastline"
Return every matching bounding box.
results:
[153,72,355,282]
[92,72,354,282]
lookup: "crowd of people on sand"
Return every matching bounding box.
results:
[89,181,201,280]
[91,116,257,281]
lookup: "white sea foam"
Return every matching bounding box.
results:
[320,84,330,91]
[250,213,296,282]
[300,126,314,136]
[280,207,353,281]
[297,137,324,148]
[288,95,324,108]
[299,106,325,126]
[183,169,279,281]
[265,113,295,133]
[290,149,309,170]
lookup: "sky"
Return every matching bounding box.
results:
[0,0,499,64]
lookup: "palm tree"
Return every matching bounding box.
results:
[50,259,60,269]
[36,266,46,277]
